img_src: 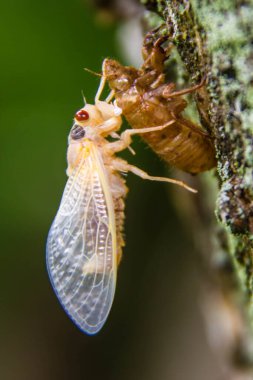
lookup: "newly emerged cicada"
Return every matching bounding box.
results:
[46,74,196,335]
[103,29,216,174]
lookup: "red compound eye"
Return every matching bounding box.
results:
[75,109,89,121]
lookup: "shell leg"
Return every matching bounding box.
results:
[142,27,173,72]
[163,76,206,99]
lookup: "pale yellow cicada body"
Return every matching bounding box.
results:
[46,73,196,335]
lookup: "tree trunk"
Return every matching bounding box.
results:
[141,0,253,378]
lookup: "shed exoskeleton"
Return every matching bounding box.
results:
[103,29,216,174]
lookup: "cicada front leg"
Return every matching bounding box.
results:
[105,120,176,154]
[104,121,197,193]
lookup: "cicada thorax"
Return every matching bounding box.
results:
[103,41,216,174]
[73,103,128,265]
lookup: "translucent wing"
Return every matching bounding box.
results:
[46,146,117,335]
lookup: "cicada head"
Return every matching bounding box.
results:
[69,104,105,146]
[74,105,104,127]
[66,105,102,174]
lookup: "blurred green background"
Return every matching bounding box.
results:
[0,1,218,379]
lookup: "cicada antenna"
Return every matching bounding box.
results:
[84,67,102,77]
[81,90,87,106]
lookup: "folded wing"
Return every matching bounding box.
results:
[46,148,117,334]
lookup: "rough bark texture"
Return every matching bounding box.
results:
[141,0,253,378]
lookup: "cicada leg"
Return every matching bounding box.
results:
[95,75,107,103]
[95,74,115,104]
[105,90,115,103]
[125,164,197,193]
[105,121,197,193]
[105,120,176,154]
[111,156,197,193]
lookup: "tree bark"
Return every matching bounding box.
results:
[141,0,253,378]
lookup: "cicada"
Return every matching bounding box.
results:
[46,75,196,335]
[103,29,216,174]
